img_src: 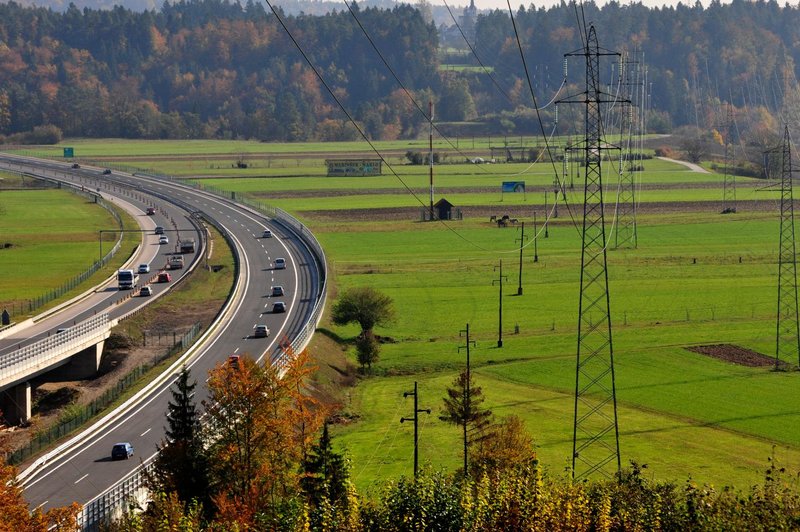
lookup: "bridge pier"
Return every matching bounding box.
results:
[52,341,105,381]
[1,381,31,425]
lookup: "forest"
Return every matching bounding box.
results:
[0,0,796,142]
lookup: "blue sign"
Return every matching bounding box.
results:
[63,147,74,158]
[502,181,525,193]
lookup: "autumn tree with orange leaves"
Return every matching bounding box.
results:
[202,349,324,529]
[0,432,82,531]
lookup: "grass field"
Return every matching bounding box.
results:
[0,177,138,312]
[18,138,800,491]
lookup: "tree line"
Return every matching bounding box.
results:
[0,0,799,144]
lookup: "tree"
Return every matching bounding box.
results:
[439,370,493,477]
[355,333,380,370]
[0,435,81,530]
[202,350,322,528]
[331,287,395,338]
[468,414,536,478]
[148,365,210,514]
[301,422,356,530]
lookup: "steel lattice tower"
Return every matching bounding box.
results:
[614,52,639,249]
[721,104,737,214]
[560,25,622,480]
[775,125,800,368]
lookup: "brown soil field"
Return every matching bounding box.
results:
[686,344,784,367]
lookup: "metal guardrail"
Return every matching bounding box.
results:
[4,161,327,530]
[0,313,109,385]
[1,171,125,320]
[8,323,202,466]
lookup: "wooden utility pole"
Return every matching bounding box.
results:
[401,382,430,477]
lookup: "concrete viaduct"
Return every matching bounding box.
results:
[0,313,113,424]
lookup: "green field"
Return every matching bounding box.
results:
[17,138,800,491]
[0,176,138,314]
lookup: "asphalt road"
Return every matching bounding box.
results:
[0,155,322,513]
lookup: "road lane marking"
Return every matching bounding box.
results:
[75,474,88,484]
[140,428,151,437]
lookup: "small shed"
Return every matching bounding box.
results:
[435,198,454,220]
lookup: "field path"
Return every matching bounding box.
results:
[657,156,710,173]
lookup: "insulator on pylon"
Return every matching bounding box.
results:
[563,58,568,78]
[554,105,559,124]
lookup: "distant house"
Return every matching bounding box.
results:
[325,159,382,177]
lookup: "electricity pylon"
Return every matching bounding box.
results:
[615,52,640,249]
[775,125,800,368]
[560,24,622,480]
[721,104,737,214]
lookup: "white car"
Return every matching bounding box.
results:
[159,235,169,245]
[275,258,286,269]
[138,264,150,274]
[139,286,153,297]
[262,229,273,238]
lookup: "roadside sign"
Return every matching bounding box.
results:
[63,147,74,158]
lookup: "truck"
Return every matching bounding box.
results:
[179,239,195,253]
[168,255,184,270]
[117,269,138,290]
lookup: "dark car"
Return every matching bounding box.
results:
[111,442,134,460]
[71,163,80,169]
[271,286,284,297]
[272,301,286,313]
[102,169,112,175]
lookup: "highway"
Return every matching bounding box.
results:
[0,155,324,516]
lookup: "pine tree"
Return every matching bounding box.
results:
[301,422,352,530]
[439,370,493,476]
[148,365,210,514]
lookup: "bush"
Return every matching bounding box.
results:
[4,125,63,145]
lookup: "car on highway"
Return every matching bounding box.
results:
[71,163,80,169]
[102,169,112,175]
[271,286,284,297]
[111,442,134,460]
[146,207,156,215]
[272,301,286,313]
[262,229,272,238]
[254,324,270,338]
[228,354,240,368]
[139,286,153,297]
[159,235,169,245]
[154,226,164,235]
[157,272,172,283]
[274,258,286,269]
[138,263,150,274]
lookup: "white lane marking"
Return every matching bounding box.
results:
[233,347,240,354]
[140,428,151,437]
[35,501,49,511]
[74,474,89,484]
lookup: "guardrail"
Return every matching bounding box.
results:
[8,323,201,466]
[0,313,109,386]
[1,171,125,321]
[4,160,327,530]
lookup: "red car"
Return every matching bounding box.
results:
[157,272,172,283]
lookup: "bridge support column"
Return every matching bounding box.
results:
[53,340,105,380]
[1,381,31,425]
